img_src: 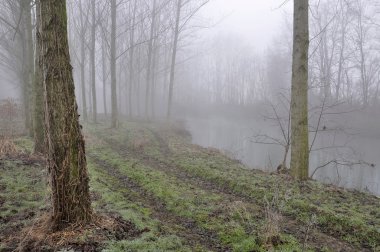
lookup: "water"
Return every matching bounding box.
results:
[185,115,380,196]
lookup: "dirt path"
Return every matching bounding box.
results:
[88,154,230,252]
[94,128,362,252]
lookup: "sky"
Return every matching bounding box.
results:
[199,0,293,51]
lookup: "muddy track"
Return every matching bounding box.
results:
[88,154,230,252]
[96,131,362,252]
[145,131,367,252]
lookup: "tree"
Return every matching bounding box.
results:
[22,0,34,137]
[167,0,182,119]
[110,0,118,128]
[38,0,92,230]
[33,0,45,154]
[0,0,35,136]
[290,0,310,180]
[79,0,88,121]
[128,0,138,118]
[145,0,157,119]
[90,0,97,123]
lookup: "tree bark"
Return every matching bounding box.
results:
[33,0,45,154]
[39,0,92,230]
[290,0,309,180]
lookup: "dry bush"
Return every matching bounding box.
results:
[0,137,19,158]
[261,204,283,247]
[12,214,145,252]
[0,98,23,137]
[0,98,19,121]
[260,187,291,248]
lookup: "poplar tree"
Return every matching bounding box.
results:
[38,0,92,230]
[290,0,310,180]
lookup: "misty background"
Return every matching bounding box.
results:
[0,0,379,195]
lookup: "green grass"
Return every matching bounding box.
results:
[2,123,379,252]
[89,122,380,251]
[88,145,290,251]
[88,161,197,251]
[104,234,192,252]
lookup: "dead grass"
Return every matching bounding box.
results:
[11,213,145,252]
[259,187,289,249]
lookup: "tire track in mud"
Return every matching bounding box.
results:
[95,129,362,252]
[88,154,230,252]
[146,130,369,252]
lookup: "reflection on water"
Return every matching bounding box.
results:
[185,116,380,196]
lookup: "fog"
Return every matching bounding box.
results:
[198,0,293,50]
[0,0,380,195]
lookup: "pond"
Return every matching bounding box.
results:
[185,115,380,196]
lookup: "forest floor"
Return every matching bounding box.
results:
[0,121,379,252]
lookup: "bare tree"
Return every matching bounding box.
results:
[38,0,92,229]
[90,0,97,122]
[33,0,45,153]
[290,0,310,180]
[110,0,118,127]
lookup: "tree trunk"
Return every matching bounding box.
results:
[33,0,45,154]
[39,0,92,230]
[90,0,97,123]
[150,42,158,119]
[110,0,118,128]
[20,0,34,136]
[102,31,108,116]
[79,0,87,121]
[290,0,309,180]
[167,0,182,119]
[145,0,157,119]
[128,0,137,118]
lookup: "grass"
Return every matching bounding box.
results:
[1,121,379,252]
[88,161,196,251]
[88,146,278,251]
[90,121,380,251]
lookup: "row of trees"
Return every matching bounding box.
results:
[4,0,378,132]
[176,0,380,108]
[0,0,375,230]
[66,0,210,123]
[0,0,211,132]
[0,0,211,231]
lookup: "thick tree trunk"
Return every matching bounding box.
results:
[39,0,92,230]
[290,0,309,180]
[33,0,45,154]
[167,0,182,119]
[110,0,118,128]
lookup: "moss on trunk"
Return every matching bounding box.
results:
[38,0,92,230]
